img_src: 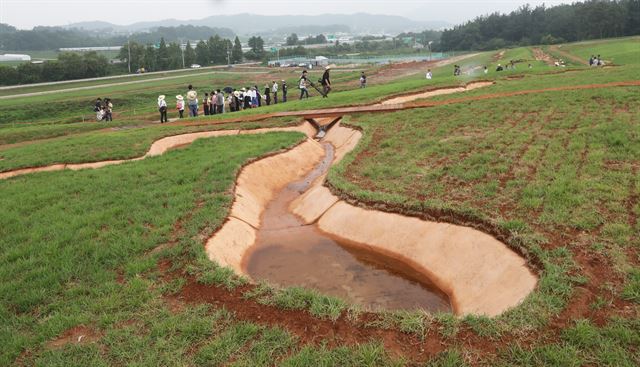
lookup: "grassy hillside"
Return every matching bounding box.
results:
[1,36,639,366]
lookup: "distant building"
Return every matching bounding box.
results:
[315,56,329,66]
[268,55,329,67]
[0,54,31,62]
[58,46,121,52]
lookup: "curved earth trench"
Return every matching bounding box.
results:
[0,125,316,180]
[242,142,451,312]
[206,120,538,316]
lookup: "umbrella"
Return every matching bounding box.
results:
[223,86,234,94]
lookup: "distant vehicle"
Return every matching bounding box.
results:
[190,64,201,68]
[281,63,291,67]
[297,63,307,67]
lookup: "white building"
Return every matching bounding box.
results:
[315,56,329,66]
[0,54,31,62]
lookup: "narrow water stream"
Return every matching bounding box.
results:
[242,143,451,312]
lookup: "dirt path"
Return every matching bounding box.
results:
[548,45,589,65]
[532,47,556,65]
[0,125,314,180]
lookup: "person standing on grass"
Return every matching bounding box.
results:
[243,88,252,109]
[229,91,236,112]
[484,65,488,74]
[176,95,185,118]
[94,98,103,115]
[158,95,168,123]
[203,93,210,116]
[282,80,288,102]
[299,71,309,99]
[186,84,198,117]
[104,98,113,121]
[272,81,278,104]
[209,91,216,115]
[264,84,271,106]
[321,66,331,97]
[233,90,241,112]
[254,85,262,107]
[426,69,432,80]
[216,89,224,114]
[360,72,367,88]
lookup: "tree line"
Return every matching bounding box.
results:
[285,33,328,46]
[440,0,640,51]
[0,33,262,86]
[119,36,240,72]
[0,52,111,85]
[0,23,234,51]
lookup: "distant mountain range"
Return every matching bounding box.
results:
[64,13,450,36]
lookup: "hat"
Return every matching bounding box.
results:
[233,91,240,97]
[158,95,165,100]
[241,88,246,92]
[176,95,183,100]
[325,65,331,70]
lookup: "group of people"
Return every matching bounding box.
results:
[589,54,604,66]
[155,65,351,123]
[93,97,113,121]
[298,66,332,99]
[156,80,293,123]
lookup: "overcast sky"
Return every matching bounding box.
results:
[2,0,573,29]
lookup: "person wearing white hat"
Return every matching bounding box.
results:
[158,95,168,123]
[299,71,309,100]
[186,84,198,117]
[321,65,331,97]
[176,95,184,118]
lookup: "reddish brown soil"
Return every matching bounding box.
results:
[548,45,589,65]
[532,47,556,66]
[46,325,103,349]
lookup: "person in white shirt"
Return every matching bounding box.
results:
[426,69,433,80]
[157,95,168,123]
[271,81,278,104]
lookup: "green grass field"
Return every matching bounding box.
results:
[561,36,640,65]
[1,37,639,366]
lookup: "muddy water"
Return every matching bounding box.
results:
[243,144,451,312]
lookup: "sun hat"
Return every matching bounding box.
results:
[176,95,183,100]
[158,95,165,100]
[325,65,331,70]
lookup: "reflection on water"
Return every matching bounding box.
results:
[243,143,451,312]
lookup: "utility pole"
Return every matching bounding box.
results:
[181,39,185,69]
[227,45,231,67]
[127,38,131,73]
